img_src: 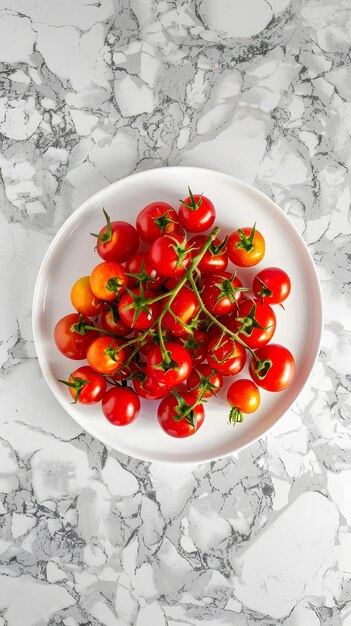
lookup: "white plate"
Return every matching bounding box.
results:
[32,167,323,463]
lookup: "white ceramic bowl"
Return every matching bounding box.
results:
[32,167,323,463]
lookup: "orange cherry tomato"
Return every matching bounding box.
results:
[90,262,128,302]
[227,224,265,267]
[71,276,107,317]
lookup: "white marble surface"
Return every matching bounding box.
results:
[0,0,350,624]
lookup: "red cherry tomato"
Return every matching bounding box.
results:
[136,202,180,243]
[59,366,107,404]
[125,252,164,290]
[92,212,139,262]
[86,336,125,374]
[178,189,216,233]
[54,314,99,360]
[133,367,170,400]
[227,224,265,267]
[227,379,260,424]
[249,344,295,391]
[253,267,291,305]
[207,335,246,376]
[70,276,107,317]
[228,299,276,349]
[188,235,228,275]
[162,285,199,336]
[147,342,192,387]
[99,309,132,337]
[202,271,245,316]
[177,330,208,364]
[102,387,140,426]
[187,364,223,399]
[157,392,205,438]
[118,289,161,330]
[149,233,191,278]
[90,262,127,302]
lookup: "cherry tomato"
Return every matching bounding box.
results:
[227,379,260,424]
[92,211,139,262]
[125,252,164,290]
[147,342,192,387]
[118,288,161,330]
[70,276,107,317]
[162,285,199,336]
[253,267,291,305]
[102,387,140,426]
[228,299,276,349]
[149,233,191,278]
[178,188,216,233]
[133,367,170,400]
[187,364,223,399]
[136,202,180,243]
[188,235,228,275]
[109,347,140,382]
[249,344,295,391]
[202,271,245,316]
[157,392,205,438]
[227,224,265,267]
[59,366,107,404]
[86,336,125,374]
[100,309,132,337]
[207,335,246,376]
[54,314,99,360]
[177,330,208,364]
[90,262,128,302]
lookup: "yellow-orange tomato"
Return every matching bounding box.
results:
[71,276,107,317]
[90,261,128,302]
[227,225,265,267]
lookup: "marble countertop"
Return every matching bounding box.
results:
[1,0,350,624]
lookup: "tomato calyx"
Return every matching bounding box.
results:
[187,367,219,398]
[91,209,112,248]
[214,273,248,307]
[208,236,228,257]
[152,351,179,373]
[153,209,177,234]
[58,375,91,403]
[252,357,272,379]
[106,277,124,294]
[228,406,244,426]
[235,301,270,337]
[179,186,203,212]
[70,314,89,335]
[171,392,201,429]
[104,341,123,363]
[255,276,273,303]
[125,259,156,289]
[120,285,153,326]
[236,223,256,253]
[166,234,192,272]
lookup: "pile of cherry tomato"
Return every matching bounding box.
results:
[54,188,295,438]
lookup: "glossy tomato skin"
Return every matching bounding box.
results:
[54,314,99,360]
[102,387,140,426]
[162,285,199,336]
[66,366,107,404]
[249,344,295,391]
[228,299,276,349]
[187,364,223,399]
[96,220,139,263]
[99,309,132,337]
[90,262,128,302]
[207,335,246,376]
[227,227,265,267]
[71,276,107,317]
[188,235,228,275]
[149,233,191,278]
[136,202,180,243]
[133,368,170,400]
[253,267,291,305]
[118,289,161,330]
[125,252,164,290]
[227,379,260,414]
[86,336,125,374]
[157,392,205,438]
[178,193,216,233]
[202,271,245,316]
[147,342,192,387]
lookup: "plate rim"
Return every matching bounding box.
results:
[32,166,324,464]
